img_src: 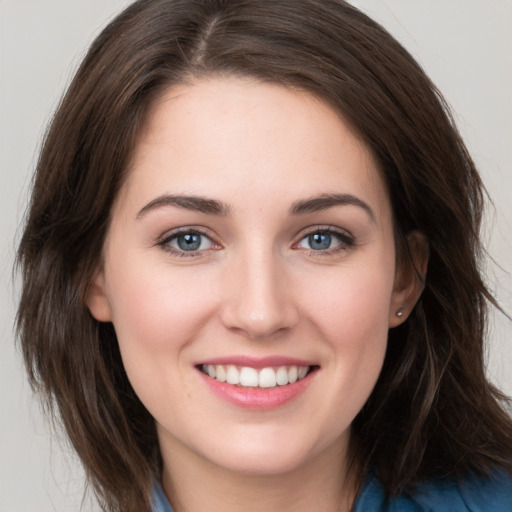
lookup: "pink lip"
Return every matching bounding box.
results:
[196,363,318,410]
[196,355,315,369]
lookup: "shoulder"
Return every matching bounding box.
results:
[150,472,512,512]
[411,470,512,512]
[353,470,512,512]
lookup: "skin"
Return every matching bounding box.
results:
[87,77,426,512]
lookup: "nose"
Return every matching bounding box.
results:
[219,247,299,340]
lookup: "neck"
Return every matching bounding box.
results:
[159,435,359,512]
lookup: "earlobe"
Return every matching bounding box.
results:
[389,231,429,328]
[85,269,113,322]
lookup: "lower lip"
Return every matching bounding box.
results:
[197,369,316,410]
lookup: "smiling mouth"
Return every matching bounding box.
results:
[199,364,316,389]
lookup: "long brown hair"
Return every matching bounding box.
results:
[16,1,512,510]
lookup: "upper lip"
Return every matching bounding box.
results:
[196,355,316,369]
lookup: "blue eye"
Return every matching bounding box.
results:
[160,230,214,254]
[297,229,353,252]
[308,232,332,250]
[175,233,203,251]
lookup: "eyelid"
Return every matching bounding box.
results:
[292,225,356,253]
[154,224,355,258]
[293,224,355,241]
[156,226,221,257]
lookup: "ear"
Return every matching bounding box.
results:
[85,268,113,322]
[389,231,429,328]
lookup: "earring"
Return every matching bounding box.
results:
[396,309,404,318]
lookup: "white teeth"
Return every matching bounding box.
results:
[276,366,289,385]
[216,365,227,382]
[259,367,277,388]
[226,365,240,385]
[240,367,259,387]
[298,366,308,380]
[202,364,311,388]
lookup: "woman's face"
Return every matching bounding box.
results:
[88,77,415,477]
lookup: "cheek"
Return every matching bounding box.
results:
[104,258,223,423]
[305,261,395,336]
[105,257,219,366]
[302,261,394,401]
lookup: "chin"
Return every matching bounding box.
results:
[193,422,348,477]
[211,446,313,476]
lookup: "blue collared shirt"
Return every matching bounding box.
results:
[152,470,512,511]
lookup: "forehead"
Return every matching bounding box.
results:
[119,76,390,222]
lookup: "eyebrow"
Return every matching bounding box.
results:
[136,192,375,222]
[289,193,375,222]
[136,194,230,219]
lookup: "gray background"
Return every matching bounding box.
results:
[1,1,511,511]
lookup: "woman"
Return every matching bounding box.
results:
[16,1,512,511]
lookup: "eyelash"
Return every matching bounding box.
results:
[156,226,355,258]
[157,228,218,258]
[294,226,355,256]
